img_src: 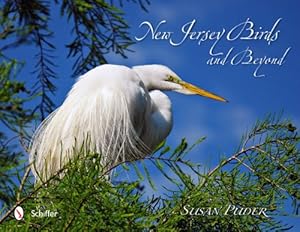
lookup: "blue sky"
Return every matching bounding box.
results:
[3,0,300,230]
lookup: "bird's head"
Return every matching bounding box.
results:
[133,64,227,102]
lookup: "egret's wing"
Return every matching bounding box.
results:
[29,65,151,183]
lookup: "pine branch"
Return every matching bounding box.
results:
[161,116,299,231]
[2,0,57,120]
[61,0,135,76]
[31,28,57,120]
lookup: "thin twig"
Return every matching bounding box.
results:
[16,166,31,201]
[0,165,67,224]
[206,146,253,179]
[233,156,287,193]
[254,147,289,172]
[204,138,286,182]
[63,197,87,231]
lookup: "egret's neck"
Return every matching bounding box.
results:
[132,67,156,90]
[140,90,173,150]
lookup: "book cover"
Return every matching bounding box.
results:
[0,0,299,231]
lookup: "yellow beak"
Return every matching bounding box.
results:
[179,81,228,102]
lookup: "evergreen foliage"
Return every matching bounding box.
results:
[0,116,299,231]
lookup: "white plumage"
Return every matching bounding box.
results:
[29,64,226,182]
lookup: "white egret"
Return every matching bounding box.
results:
[29,64,227,182]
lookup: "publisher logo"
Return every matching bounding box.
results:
[31,206,58,218]
[14,206,24,220]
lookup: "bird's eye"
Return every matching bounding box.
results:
[167,75,180,83]
[167,75,174,81]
